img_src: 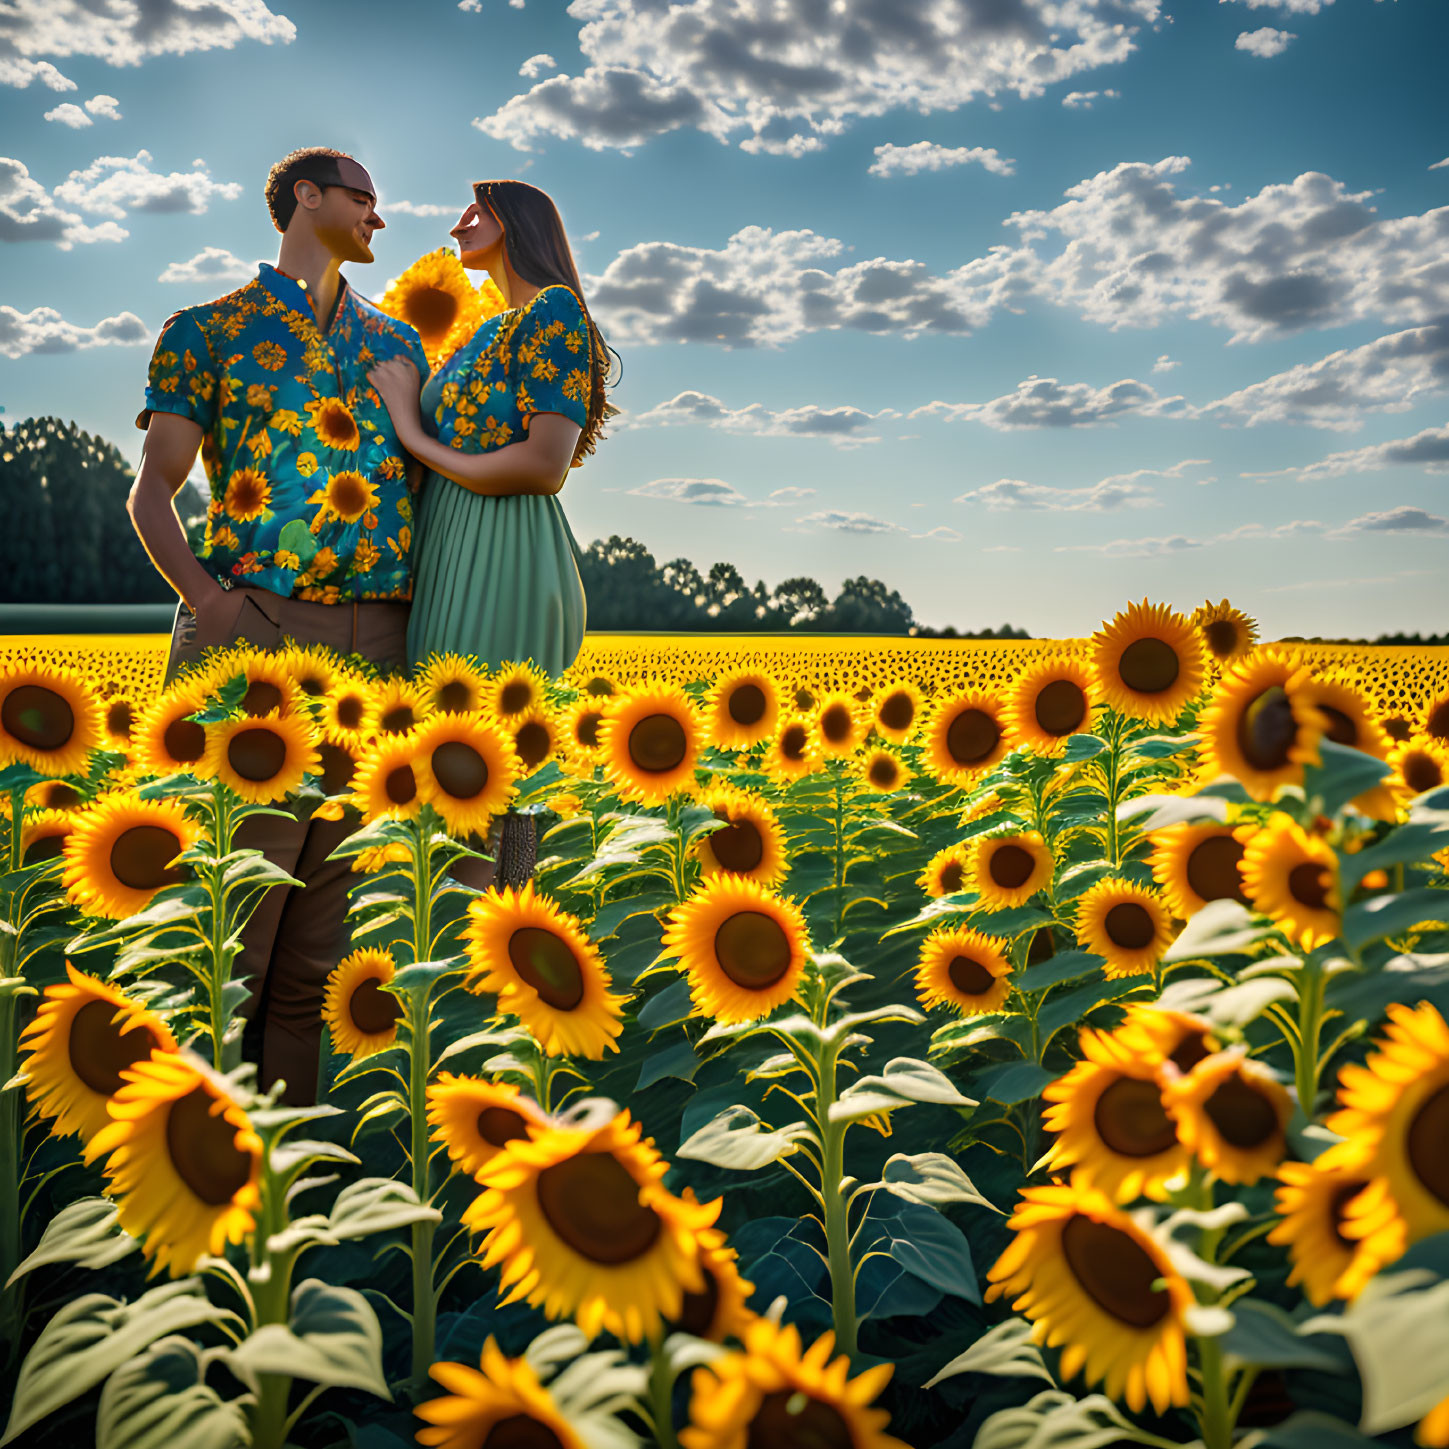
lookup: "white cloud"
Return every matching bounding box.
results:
[0,58,75,90]
[0,155,126,247]
[43,102,90,128]
[52,150,241,219]
[520,53,556,78]
[868,143,1015,179]
[1152,354,1180,373]
[1243,422,1449,481]
[383,200,458,218]
[472,0,1165,156]
[1062,88,1121,108]
[912,525,963,542]
[795,510,906,535]
[0,0,294,70]
[957,477,1161,511]
[84,93,121,119]
[0,304,147,358]
[158,246,257,285]
[1236,27,1297,57]
[628,477,749,506]
[1220,0,1328,12]
[911,374,1187,429]
[1329,507,1449,535]
[1431,157,1449,171]
[613,389,897,447]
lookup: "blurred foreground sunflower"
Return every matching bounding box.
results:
[1161,1048,1291,1185]
[377,247,496,370]
[1240,813,1341,950]
[1149,820,1252,918]
[1197,650,1325,801]
[427,1073,551,1181]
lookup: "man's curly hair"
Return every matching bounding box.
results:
[264,146,356,233]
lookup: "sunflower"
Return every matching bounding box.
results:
[507,707,560,773]
[322,947,403,1060]
[1040,1027,1188,1203]
[921,690,1011,785]
[919,842,972,898]
[1149,820,1253,918]
[1197,650,1326,801]
[1424,689,1449,743]
[462,1107,720,1343]
[201,709,320,805]
[427,1074,551,1181]
[464,881,625,1059]
[968,830,1053,910]
[1240,813,1341,950]
[762,714,817,783]
[274,642,341,704]
[913,925,1013,1015]
[416,1334,588,1449]
[679,1314,907,1449]
[1161,1049,1291,1185]
[486,662,548,723]
[859,745,911,794]
[313,732,363,807]
[1267,1160,1403,1306]
[19,808,74,865]
[26,777,85,812]
[579,673,616,698]
[18,964,177,1143]
[563,695,608,762]
[1115,1005,1220,1074]
[872,680,925,744]
[812,693,867,758]
[693,783,788,886]
[373,674,428,735]
[86,1050,263,1277]
[0,661,103,777]
[61,790,200,920]
[598,683,702,805]
[377,247,497,370]
[1074,879,1174,979]
[706,671,780,751]
[985,1179,1192,1414]
[309,469,377,525]
[322,670,378,745]
[304,396,362,452]
[1006,656,1099,756]
[352,731,425,821]
[100,692,137,749]
[666,1218,757,1344]
[410,712,520,838]
[1322,1001,1449,1246]
[418,653,490,715]
[1301,676,1397,818]
[661,874,811,1025]
[221,467,271,522]
[1191,599,1258,664]
[131,675,215,777]
[1090,600,1207,725]
[1391,734,1449,804]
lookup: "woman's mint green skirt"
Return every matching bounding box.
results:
[406,471,587,678]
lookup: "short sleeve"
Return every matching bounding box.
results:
[137,310,218,433]
[513,287,592,432]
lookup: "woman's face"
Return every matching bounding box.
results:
[450,200,502,268]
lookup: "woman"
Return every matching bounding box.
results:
[367,179,618,677]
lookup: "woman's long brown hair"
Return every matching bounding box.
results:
[474,179,621,468]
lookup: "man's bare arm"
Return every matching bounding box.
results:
[127,412,222,615]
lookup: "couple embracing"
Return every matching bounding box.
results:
[127,145,618,1103]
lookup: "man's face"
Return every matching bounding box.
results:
[298,158,383,263]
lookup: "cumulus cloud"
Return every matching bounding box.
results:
[1221,0,1328,12]
[912,525,963,542]
[472,0,1164,156]
[911,374,1187,429]
[0,304,147,358]
[1244,422,1449,481]
[46,93,122,125]
[627,477,820,506]
[1329,507,1449,535]
[158,246,257,285]
[1236,27,1296,56]
[519,53,556,78]
[613,389,897,447]
[795,510,906,535]
[43,102,90,127]
[956,477,1161,511]
[1062,88,1120,108]
[52,150,241,219]
[1056,517,1348,556]
[0,58,75,90]
[1431,157,1449,171]
[382,200,459,217]
[0,155,125,247]
[1153,354,1180,373]
[85,93,121,119]
[868,143,1015,179]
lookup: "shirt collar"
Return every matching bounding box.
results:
[257,262,350,326]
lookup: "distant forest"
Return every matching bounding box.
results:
[1,417,1442,645]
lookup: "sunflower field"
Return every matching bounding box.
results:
[1,600,1449,1449]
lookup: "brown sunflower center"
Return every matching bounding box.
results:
[1035,679,1087,737]
[628,713,687,773]
[507,927,584,1010]
[1169,1029,1213,1073]
[947,707,1000,765]
[499,681,533,716]
[1318,705,1358,747]
[1118,639,1180,695]
[746,1390,855,1449]
[1186,835,1249,905]
[514,721,551,768]
[335,694,365,731]
[794,688,816,711]
[166,1085,253,1206]
[1204,620,1240,658]
[586,677,615,697]
[728,684,767,726]
[1060,1213,1170,1328]
[24,831,67,864]
[987,844,1035,890]
[385,764,418,806]
[714,910,792,990]
[107,700,134,739]
[669,1263,721,1338]
[318,741,356,795]
[820,702,853,744]
[404,285,460,342]
[298,672,327,697]
[1403,750,1443,795]
[348,977,402,1036]
[1105,902,1155,951]
[868,755,899,789]
[1407,1082,1449,1207]
[163,711,207,764]
[780,723,808,761]
[227,726,287,782]
[432,740,488,799]
[435,680,474,713]
[1236,685,1297,772]
[1027,926,1055,964]
[42,782,81,809]
[110,825,184,892]
[1427,700,1449,741]
[1093,1076,1177,1158]
[2,683,74,750]
[480,1414,566,1449]
[1203,1073,1280,1149]
[575,710,602,748]
[67,1000,162,1096]
[380,704,416,733]
[879,690,915,732]
[242,680,284,717]
[477,1105,531,1148]
[939,861,965,895]
[536,1150,661,1265]
[947,955,995,997]
[710,813,765,872]
[1287,862,1331,912]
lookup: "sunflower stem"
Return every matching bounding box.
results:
[813,1034,859,1358]
[831,764,846,944]
[207,782,232,1069]
[1196,1334,1234,1449]
[1294,954,1325,1115]
[0,989,22,1361]
[6,787,23,873]
[647,1335,681,1449]
[1103,711,1123,869]
[408,819,438,1397]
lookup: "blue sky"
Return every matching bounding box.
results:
[2,0,1446,637]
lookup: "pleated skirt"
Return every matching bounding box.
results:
[406,471,587,678]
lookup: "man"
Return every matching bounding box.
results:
[127,146,429,1105]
